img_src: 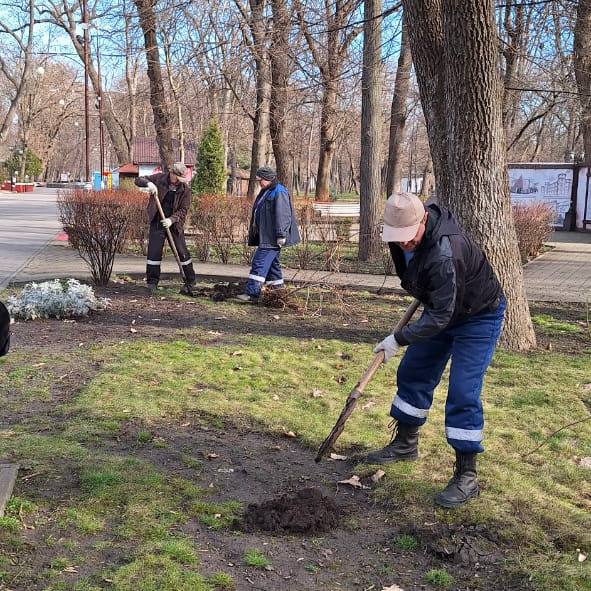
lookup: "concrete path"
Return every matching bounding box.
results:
[0,189,61,290]
[3,191,591,303]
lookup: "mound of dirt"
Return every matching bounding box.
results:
[242,487,341,534]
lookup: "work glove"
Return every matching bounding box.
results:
[147,181,157,195]
[277,238,286,247]
[374,334,400,363]
[161,218,173,229]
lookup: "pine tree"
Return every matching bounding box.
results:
[191,119,226,195]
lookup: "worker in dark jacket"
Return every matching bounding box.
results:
[366,192,505,508]
[0,301,10,357]
[135,162,196,293]
[236,166,300,302]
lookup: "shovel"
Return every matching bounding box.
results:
[315,298,421,462]
[152,191,195,297]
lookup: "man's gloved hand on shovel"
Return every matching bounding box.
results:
[161,218,173,229]
[147,181,157,195]
[277,237,286,247]
[374,334,400,363]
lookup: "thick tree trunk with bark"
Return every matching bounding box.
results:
[247,0,271,199]
[358,0,383,262]
[574,0,591,164]
[316,81,337,200]
[133,0,175,171]
[269,0,292,191]
[403,0,536,351]
[385,18,412,196]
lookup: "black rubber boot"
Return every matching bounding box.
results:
[362,422,420,464]
[435,452,479,508]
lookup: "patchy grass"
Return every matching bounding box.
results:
[532,314,585,335]
[243,549,271,569]
[190,500,242,530]
[424,568,453,588]
[207,571,235,590]
[73,333,591,590]
[393,534,419,551]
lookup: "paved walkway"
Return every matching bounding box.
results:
[0,189,61,290]
[8,231,591,302]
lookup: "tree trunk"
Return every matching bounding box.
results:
[316,81,337,200]
[403,0,536,351]
[133,0,175,171]
[269,0,292,191]
[247,0,271,200]
[358,0,383,262]
[574,0,591,164]
[385,17,412,196]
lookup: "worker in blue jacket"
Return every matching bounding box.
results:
[236,167,300,302]
[366,192,505,508]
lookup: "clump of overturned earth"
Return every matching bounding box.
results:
[242,487,341,534]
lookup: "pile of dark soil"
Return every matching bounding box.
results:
[186,282,244,301]
[243,487,341,534]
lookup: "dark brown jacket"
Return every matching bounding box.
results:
[135,172,192,227]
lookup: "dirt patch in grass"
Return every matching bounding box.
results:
[242,486,342,534]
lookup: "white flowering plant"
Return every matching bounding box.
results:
[7,279,109,320]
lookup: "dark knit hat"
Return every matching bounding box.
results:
[255,166,277,182]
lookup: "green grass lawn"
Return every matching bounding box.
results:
[70,330,591,590]
[0,286,589,590]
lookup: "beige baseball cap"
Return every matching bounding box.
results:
[381,192,426,242]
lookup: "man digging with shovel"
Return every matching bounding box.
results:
[135,162,196,294]
[366,192,506,508]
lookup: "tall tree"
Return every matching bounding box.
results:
[133,0,175,171]
[296,0,361,200]
[402,0,536,350]
[358,0,383,261]
[192,119,226,195]
[574,0,591,164]
[269,0,292,190]
[385,17,412,195]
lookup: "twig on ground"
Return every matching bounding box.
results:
[521,415,591,458]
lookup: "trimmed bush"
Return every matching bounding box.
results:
[58,189,147,285]
[512,202,554,263]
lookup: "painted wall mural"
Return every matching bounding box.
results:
[508,168,573,226]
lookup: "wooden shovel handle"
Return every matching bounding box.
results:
[315,298,420,462]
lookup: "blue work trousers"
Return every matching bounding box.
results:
[245,247,284,297]
[390,297,506,454]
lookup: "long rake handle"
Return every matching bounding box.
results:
[315,298,421,462]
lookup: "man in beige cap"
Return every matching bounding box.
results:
[367,192,505,508]
[135,162,196,293]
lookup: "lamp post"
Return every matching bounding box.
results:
[82,0,90,184]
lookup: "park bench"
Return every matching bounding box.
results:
[311,202,360,218]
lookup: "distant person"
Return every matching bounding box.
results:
[236,166,300,302]
[365,192,505,508]
[135,162,196,294]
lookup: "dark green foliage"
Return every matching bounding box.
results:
[192,119,226,196]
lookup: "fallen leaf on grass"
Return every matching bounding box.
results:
[362,400,376,410]
[129,328,137,333]
[312,388,324,398]
[371,469,386,483]
[207,453,219,460]
[329,453,348,461]
[180,422,191,428]
[231,350,244,356]
[272,395,280,401]
[338,475,367,489]
[583,383,591,391]
[577,549,588,562]
[381,585,404,591]
[284,431,297,438]
[579,457,591,469]
[63,566,78,573]
[272,315,280,320]
[232,366,243,371]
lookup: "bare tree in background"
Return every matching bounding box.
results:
[358,0,382,261]
[37,0,131,164]
[0,0,36,142]
[296,0,361,200]
[403,0,536,350]
[133,0,174,170]
[575,0,591,163]
[269,0,292,191]
[385,16,412,195]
